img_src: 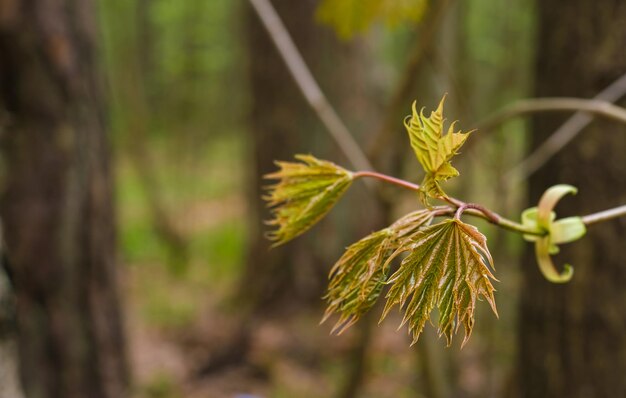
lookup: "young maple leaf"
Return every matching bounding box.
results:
[404,96,471,204]
[322,210,434,334]
[380,219,498,347]
[323,228,393,334]
[264,154,353,246]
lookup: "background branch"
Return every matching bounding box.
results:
[582,204,626,226]
[505,72,626,180]
[478,97,626,133]
[247,0,374,177]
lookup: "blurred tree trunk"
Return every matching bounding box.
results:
[0,1,129,397]
[242,0,317,311]
[517,1,626,396]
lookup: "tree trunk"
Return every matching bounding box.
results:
[517,1,626,397]
[0,1,129,397]
[242,0,316,312]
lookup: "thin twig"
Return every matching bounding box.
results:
[581,204,626,226]
[354,170,544,236]
[454,204,467,220]
[438,207,542,236]
[478,97,626,133]
[506,72,626,180]
[356,169,626,232]
[248,0,374,178]
[353,170,420,191]
[463,203,499,223]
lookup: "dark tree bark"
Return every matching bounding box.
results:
[0,1,129,397]
[517,1,626,397]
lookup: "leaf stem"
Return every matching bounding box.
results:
[581,204,626,226]
[454,204,467,220]
[472,211,543,235]
[354,170,545,236]
[353,171,421,192]
[450,208,543,236]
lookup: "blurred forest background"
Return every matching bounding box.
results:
[1,0,625,397]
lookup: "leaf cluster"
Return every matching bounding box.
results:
[263,98,499,347]
[381,219,497,346]
[322,210,433,333]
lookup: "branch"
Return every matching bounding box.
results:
[353,171,420,191]
[477,97,626,133]
[355,170,626,236]
[506,72,626,180]
[247,0,374,178]
[582,204,626,226]
[353,171,544,236]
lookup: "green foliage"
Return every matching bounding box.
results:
[264,154,353,246]
[404,97,471,204]
[323,228,394,333]
[322,210,434,333]
[319,208,498,347]
[317,0,427,39]
[380,219,497,346]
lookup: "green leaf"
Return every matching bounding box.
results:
[535,238,574,284]
[536,184,578,227]
[264,154,353,246]
[322,210,434,333]
[550,217,586,245]
[323,229,394,334]
[389,209,436,239]
[404,97,471,204]
[381,219,497,347]
[520,207,549,242]
[322,210,433,333]
[316,0,427,39]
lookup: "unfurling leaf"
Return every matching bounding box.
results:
[520,184,584,283]
[316,0,427,40]
[323,229,393,334]
[323,210,434,334]
[404,96,471,204]
[380,219,497,347]
[389,209,436,239]
[264,154,353,246]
